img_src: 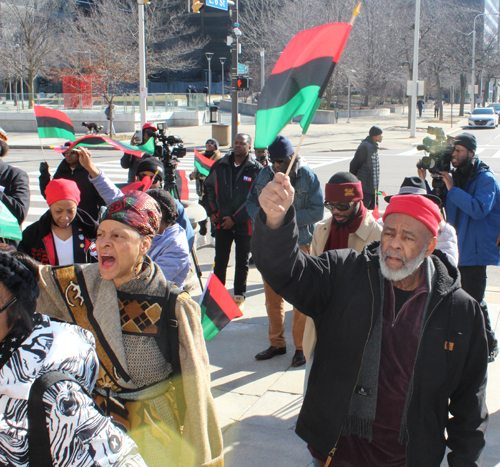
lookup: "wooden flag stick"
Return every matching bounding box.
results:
[350,2,362,25]
[284,133,306,177]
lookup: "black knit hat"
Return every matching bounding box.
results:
[369,126,383,137]
[454,133,477,154]
[384,176,442,206]
[137,157,165,181]
[268,135,294,161]
[0,252,39,316]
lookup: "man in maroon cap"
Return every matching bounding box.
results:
[303,172,382,368]
[252,172,488,467]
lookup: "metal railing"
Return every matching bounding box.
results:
[0,93,207,113]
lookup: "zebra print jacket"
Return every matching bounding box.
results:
[0,314,146,467]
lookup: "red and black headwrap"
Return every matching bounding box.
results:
[325,181,363,203]
[100,191,161,238]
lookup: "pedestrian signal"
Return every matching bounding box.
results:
[236,77,251,90]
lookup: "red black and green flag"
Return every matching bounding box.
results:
[33,105,76,141]
[200,273,243,341]
[255,23,352,148]
[53,135,155,157]
[194,149,215,177]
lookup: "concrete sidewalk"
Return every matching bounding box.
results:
[3,104,468,153]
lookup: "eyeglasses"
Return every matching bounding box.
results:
[270,158,285,164]
[145,131,157,137]
[324,202,353,212]
[137,173,161,184]
[0,296,17,314]
[206,140,216,145]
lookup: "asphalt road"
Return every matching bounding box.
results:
[7,123,500,287]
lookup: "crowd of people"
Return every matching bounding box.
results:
[0,120,498,467]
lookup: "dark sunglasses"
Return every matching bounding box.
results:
[0,296,17,314]
[137,173,161,184]
[270,158,285,164]
[324,202,353,212]
[206,140,216,145]
[145,130,157,136]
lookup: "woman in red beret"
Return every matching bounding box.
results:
[18,179,97,265]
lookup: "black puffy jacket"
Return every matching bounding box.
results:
[252,207,488,467]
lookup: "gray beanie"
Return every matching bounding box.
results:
[369,126,383,137]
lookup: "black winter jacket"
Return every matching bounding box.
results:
[252,207,488,467]
[39,160,105,221]
[204,153,262,235]
[0,158,30,225]
[18,208,98,265]
[350,136,380,196]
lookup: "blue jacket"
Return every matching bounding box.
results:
[444,159,500,266]
[247,160,324,246]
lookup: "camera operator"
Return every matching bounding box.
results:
[418,132,500,362]
[121,122,158,182]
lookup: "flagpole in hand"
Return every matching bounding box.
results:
[284,2,362,178]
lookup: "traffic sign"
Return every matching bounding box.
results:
[206,0,228,11]
[237,63,248,74]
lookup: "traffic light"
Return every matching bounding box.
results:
[191,0,205,12]
[236,76,251,90]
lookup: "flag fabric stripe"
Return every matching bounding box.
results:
[203,293,232,330]
[194,149,215,177]
[33,105,76,141]
[175,170,189,201]
[255,22,352,148]
[271,23,352,74]
[200,311,221,342]
[33,105,74,125]
[256,86,322,148]
[54,135,155,157]
[257,58,333,111]
[0,200,22,241]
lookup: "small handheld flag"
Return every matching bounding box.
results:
[200,273,243,341]
[33,105,76,141]
[53,135,155,157]
[194,149,215,177]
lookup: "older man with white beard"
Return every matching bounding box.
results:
[252,172,488,467]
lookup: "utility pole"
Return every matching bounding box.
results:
[260,48,265,92]
[231,0,240,146]
[410,0,421,138]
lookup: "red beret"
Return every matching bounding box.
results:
[383,195,441,237]
[325,181,363,203]
[45,179,81,206]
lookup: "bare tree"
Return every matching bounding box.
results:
[0,0,59,106]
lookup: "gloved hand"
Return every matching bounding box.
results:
[39,162,49,174]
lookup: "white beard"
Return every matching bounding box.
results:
[378,244,427,282]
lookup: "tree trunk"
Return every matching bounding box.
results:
[459,73,466,116]
[27,70,34,109]
[436,73,443,121]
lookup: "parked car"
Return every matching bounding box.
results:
[487,104,500,124]
[468,108,498,128]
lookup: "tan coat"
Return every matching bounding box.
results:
[304,212,382,362]
[36,258,223,467]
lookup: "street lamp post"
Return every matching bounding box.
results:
[206,52,214,106]
[409,0,421,138]
[220,57,226,98]
[15,44,24,109]
[231,1,241,146]
[470,13,500,113]
[260,48,265,92]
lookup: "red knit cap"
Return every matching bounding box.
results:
[383,194,441,237]
[325,181,363,203]
[45,179,81,206]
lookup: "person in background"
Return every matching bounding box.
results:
[147,189,191,288]
[18,179,97,266]
[204,133,263,311]
[254,147,269,167]
[35,191,224,467]
[121,122,158,183]
[104,102,115,136]
[247,136,323,366]
[417,98,424,118]
[434,99,440,118]
[190,138,222,247]
[0,130,30,233]
[0,250,147,467]
[39,145,105,221]
[349,126,382,210]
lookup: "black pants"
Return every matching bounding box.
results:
[459,265,498,356]
[214,229,251,296]
[363,193,377,211]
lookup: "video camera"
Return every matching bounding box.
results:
[416,126,453,174]
[152,123,187,190]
